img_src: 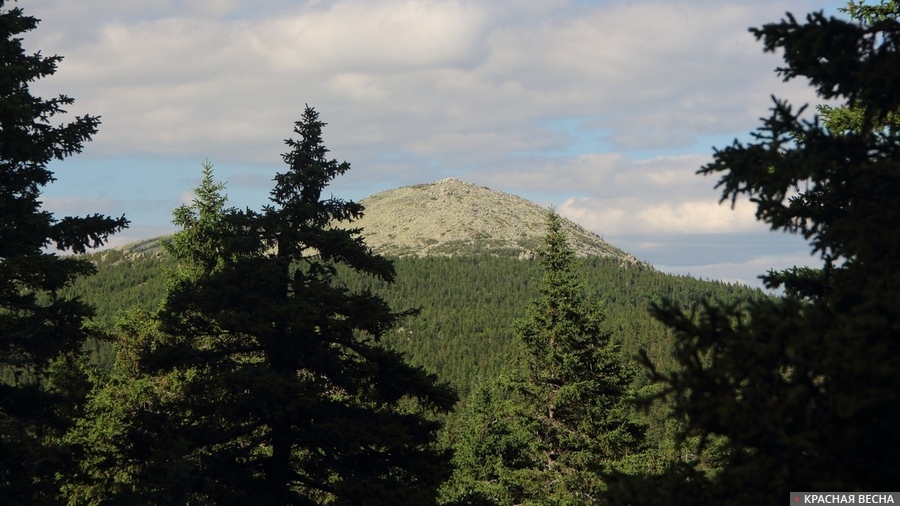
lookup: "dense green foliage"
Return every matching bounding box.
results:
[442,211,646,505]
[65,110,458,504]
[60,220,763,502]
[5,0,895,503]
[0,2,128,502]
[66,246,761,395]
[611,2,900,504]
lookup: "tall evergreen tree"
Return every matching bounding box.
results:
[611,2,900,504]
[69,109,457,505]
[63,162,229,504]
[63,308,199,505]
[446,211,644,505]
[0,1,127,502]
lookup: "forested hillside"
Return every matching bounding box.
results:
[66,249,762,395]
[5,0,895,500]
[63,245,763,474]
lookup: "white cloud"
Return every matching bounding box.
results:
[25,0,835,165]
[19,0,849,284]
[469,148,788,238]
[478,152,720,202]
[637,199,760,234]
[557,195,760,236]
[41,196,123,216]
[329,73,390,102]
[257,1,489,73]
[656,251,822,290]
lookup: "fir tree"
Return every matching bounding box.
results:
[0,1,127,502]
[63,162,228,504]
[446,211,644,505]
[62,309,199,505]
[69,109,457,505]
[610,2,900,503]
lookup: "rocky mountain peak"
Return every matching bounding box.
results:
[118,179,644,266]
[346,179,642,265]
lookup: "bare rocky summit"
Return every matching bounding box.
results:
[345,178,642,265]
[118,178,643,266]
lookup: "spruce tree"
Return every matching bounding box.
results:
[0,1,127,502]
[610,2,900,503]
[63,162,228,504]
[63,309,199,505]
[446,211,644,505]
[69,110,457,505]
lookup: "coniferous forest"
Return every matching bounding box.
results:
[1,0,899,504]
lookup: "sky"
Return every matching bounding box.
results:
[24,0,849,288]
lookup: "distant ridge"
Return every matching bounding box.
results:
[118,178,644,266]
[344,178,642,265]
[118,237,167,255]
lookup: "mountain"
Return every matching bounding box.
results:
[71,177,763,409]
[344,178,641,264]
[66,178,765,470]
[120,178,644,266]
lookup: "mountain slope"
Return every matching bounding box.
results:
[344,178,641,264]
[120,178,643,266]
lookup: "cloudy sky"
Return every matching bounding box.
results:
[25,0,847,288]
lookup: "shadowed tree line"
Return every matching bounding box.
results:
[1,0,898,504]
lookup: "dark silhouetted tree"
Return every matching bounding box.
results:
[68,110,457,505]
[610,2,900,504]
[0,1,127,502]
